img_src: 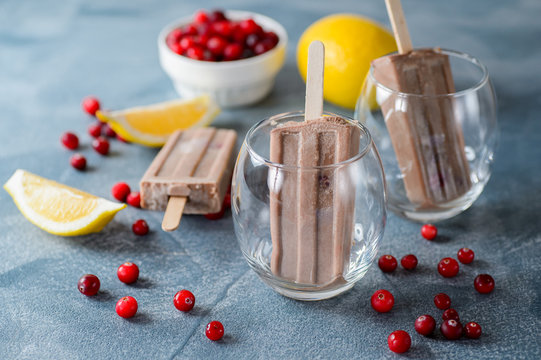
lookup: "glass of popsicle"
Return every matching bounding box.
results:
[355,0,498,222]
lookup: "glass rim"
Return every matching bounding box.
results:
[244,111,373,170]
[368,48,490,99]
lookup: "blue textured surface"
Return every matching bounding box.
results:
[1,0,540,359]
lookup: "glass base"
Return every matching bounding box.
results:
[261,278,356,301]
[388,182,485,223]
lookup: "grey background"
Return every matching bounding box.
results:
[1,0,540,359]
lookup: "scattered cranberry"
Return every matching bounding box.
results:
[464,321,482,339]
[132,219,149,236]
[387,330,411,353]
[371,289,395,313]
[104,124,116,137]
[116,296,138,318]
[378,255,397,273]
[206,321,224,341]
[414,315,436,336]
[474,274,495,294]
[92,136,109,155]
[70,154,87,170]
[112,182,131,202]
[442,308,460,321]
[438,257,459,278]
[61,132,79,150]
[400,254,418,270]
[421,224,437,240]
[78,274,100,296]
[440,319,463,340]
[126,191,141,208]
[82,96,100,116]
[204,204,226,220]
[174,289,195,312]
[457,247,475,264]
[434,293,451,310]
[117,262,139,284]
[88,123,102,138]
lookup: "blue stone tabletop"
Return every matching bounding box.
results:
[1,0,540,359]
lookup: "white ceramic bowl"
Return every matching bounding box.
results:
[158,10,288,108]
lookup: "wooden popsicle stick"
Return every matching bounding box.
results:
[162,196,187,231]
[304,40,325,121]
[385,0,413,54]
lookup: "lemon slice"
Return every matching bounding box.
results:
[96,95,220,147]
[4,169,126,236]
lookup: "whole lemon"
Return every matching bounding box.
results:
[297,14,397,109]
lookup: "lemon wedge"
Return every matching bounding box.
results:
[3,169,126,236]
[96,95,220,147]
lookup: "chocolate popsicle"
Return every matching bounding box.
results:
[269,41,360,285]
[372,0,471,206]
[140,127,237,230]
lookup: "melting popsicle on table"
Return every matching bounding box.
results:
[140,127,237,231]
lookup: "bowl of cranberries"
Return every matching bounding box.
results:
[158,9,287,107]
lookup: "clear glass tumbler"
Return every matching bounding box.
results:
[355,49,498,222]
[232,111,386,301]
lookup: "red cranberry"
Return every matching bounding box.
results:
[457,247,475,264]
[434,293,451,310]
[440,319,463,340]
[206,321,224,341]
[82,96,100,116]
[245,33,260,49]
[442,308,460,321]
[204,204,226,220]
[116,296,138,318]
[254,38,275,55]
[112,182,131,202]
[232,26,247,44]
[186,46,205,60]
[88,123,102,138]
[264,31,279,47]
[126,191,141,208]
[78,274,100,296]
[387,330,411,353]
[464,322,482,339]
[92,136,109,155]
[421,224,437,240]
[61,132,79,150]
[183,24,198,36]
[169,41,182,55]
[194,10,209,23]
[179,36,197,51]
[206,36,228,56]
[209,10,226,22]
[239,19,259,35]
[174,289,195,312]
[166,28,183,45]
[474,274,495,294]
[117,262,139,284]
[378,255,397,273]
[371,289,394,313]
[223,193,231,208]
[70,154,87,170]
[211,21,233,38]
[438,257,459,277]
[223,43,243,61]
[104,124,116,137]
[132,219,149,236]
[400,254,418,270]
[414,315,436,336]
